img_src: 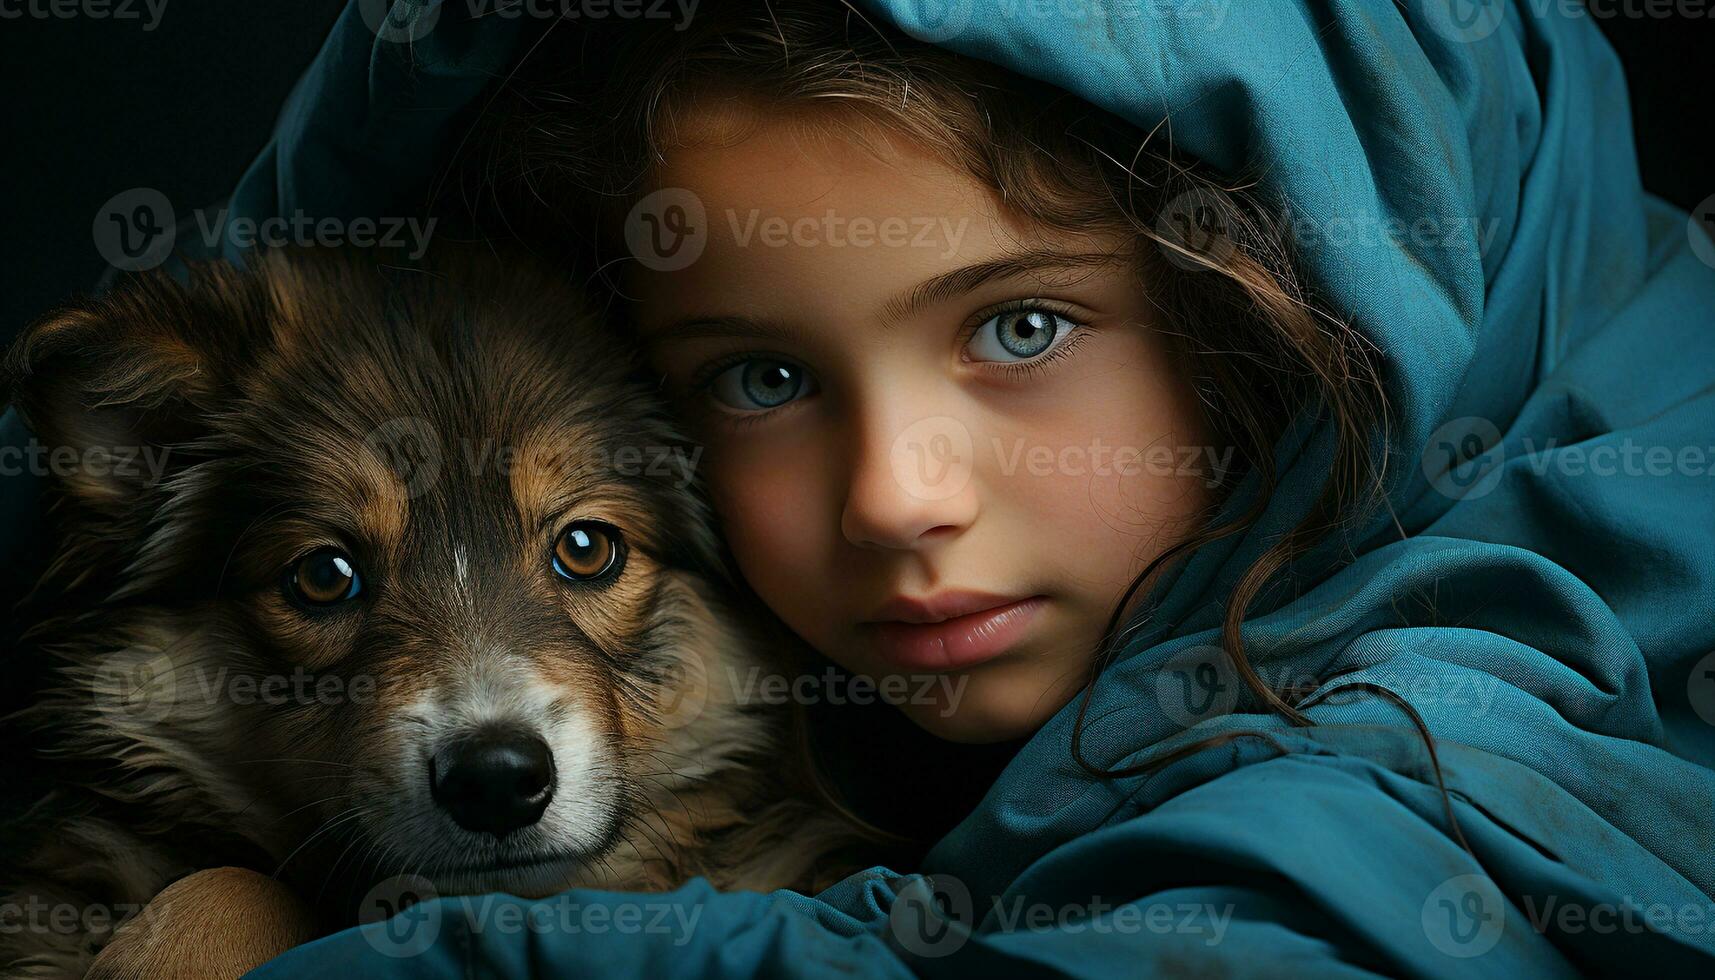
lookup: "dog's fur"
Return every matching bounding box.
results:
[0,247,869,977]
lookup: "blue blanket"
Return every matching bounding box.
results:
[9,1,1715,975]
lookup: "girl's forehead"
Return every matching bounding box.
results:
[653,107,974,205]
[625,105,1137,349]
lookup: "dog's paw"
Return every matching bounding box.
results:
[86,868,321,980]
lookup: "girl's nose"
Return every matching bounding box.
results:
[839,411,980,551]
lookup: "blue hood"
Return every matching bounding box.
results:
[13,1,1715,976]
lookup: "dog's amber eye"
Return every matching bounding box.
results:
[286,548,364,606]
[553,522,623,582]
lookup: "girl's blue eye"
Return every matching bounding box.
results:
[966,309,1080,362]
[708,358,816,411]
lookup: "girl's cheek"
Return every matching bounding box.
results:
[703,445,834,612]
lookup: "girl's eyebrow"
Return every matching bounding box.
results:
[643,314,811,345]
[647,248,1129,343]
[878,248,1129,326]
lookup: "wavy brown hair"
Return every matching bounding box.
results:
[443,1,1403,812]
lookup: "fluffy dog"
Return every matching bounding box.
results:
[0,247,869,977]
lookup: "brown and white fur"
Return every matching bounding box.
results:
[0,247,870,977]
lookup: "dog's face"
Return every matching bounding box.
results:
[6,249,755,900]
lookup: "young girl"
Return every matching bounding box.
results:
[61,0,1715,975]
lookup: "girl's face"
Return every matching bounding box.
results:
[630,112,1218,743]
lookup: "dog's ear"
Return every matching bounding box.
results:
[2,264,269,512]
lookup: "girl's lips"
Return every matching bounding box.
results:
[866,596,1048,671]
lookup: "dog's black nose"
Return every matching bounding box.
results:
[430,731,555,838]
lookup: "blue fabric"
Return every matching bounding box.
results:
[5,0,1711,975]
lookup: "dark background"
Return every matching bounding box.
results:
[0,2,1710,344]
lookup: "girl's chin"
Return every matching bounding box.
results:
[893,667,1081,745]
